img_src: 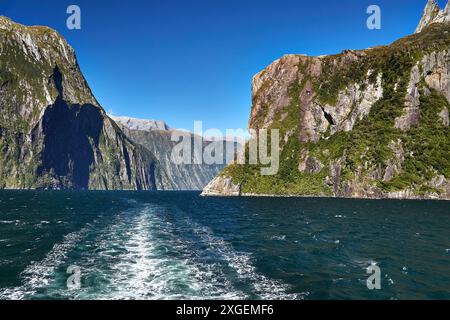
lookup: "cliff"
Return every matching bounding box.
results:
[203,2,450,200]
[0,16,171,190]
[416,0,450,33]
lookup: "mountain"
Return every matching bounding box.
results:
[416,0,450,33]
[110,116,170,131]
[0,16,172,190]
[112,116,234,190]
[203,1,450,200]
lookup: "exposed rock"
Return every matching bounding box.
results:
[428,175,450,199]
[432,0,450,25]
[283,128,296,144]
[430,174,447,188]
[298,150,323,174]
[299,66,383,142]
[415,0,449,33]
[386,189,423,200]
[422,50,450,103]
[299,80,325,143]
[328,156,345,196]
[204,3,450,200]
[325,71,383,134]
[439,107,449,126]
[396,50,449,131]
[396,65,421,130]
[253,52,384,144]
[201,175,241,196]
[250,54,302,130]
[395,51,450,131]
[383,140,405,182]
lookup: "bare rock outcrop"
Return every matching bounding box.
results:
[396,65,422,130]
[298,151,323,174]
[416,0,449,33]
[201,175,241,196]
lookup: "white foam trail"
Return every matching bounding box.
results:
[101,211,191,300]
[187,219,303,300]
[1,203,301,300]
[0,224,93,300]
[75,205,244,300]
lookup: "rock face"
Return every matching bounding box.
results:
[203,4,450,200]
[249,52,384,143]
[416,0,450,33]
[113,117,235,190]
[0,16,170,190]
[201,175,241,196]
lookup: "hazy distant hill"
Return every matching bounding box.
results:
[112,116,237,190]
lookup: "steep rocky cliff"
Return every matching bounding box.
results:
[112,116,232,190]
[416,0,450,33]
[203,2,450,199]
[0,16,171,190]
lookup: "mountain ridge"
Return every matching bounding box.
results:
[110,116,170,132]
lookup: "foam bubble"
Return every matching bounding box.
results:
[0,224,93,300]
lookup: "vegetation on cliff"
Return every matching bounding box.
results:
[0,16,167,190]
[219,22,450,199]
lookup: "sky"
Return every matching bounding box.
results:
[0,0,446,133]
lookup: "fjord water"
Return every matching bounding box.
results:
[0,191,449,300]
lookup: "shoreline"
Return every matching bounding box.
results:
[200,192,450,202]
[1,188,448,201]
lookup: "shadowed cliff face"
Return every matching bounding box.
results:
[34,67,102,189]
[38,67,97,188]
[39,103,103,188]
[0,18,168,190]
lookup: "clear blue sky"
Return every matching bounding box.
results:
[0,0,445,132]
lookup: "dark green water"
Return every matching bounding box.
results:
[0,191,449,300]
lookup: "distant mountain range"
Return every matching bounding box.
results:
[112,116,236,190]
[203,0,450,200]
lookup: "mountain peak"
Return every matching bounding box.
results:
[416,0,450,33]
[0,15,20,31]
[110,116,170,132]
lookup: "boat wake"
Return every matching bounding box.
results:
[0,202,300,300]
[0,223,94,299]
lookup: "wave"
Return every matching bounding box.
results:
[0,223,94,300]
[71,204,304,300]
[187,219,303,300]
[72,205,245,300]
[1,201,303,300]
